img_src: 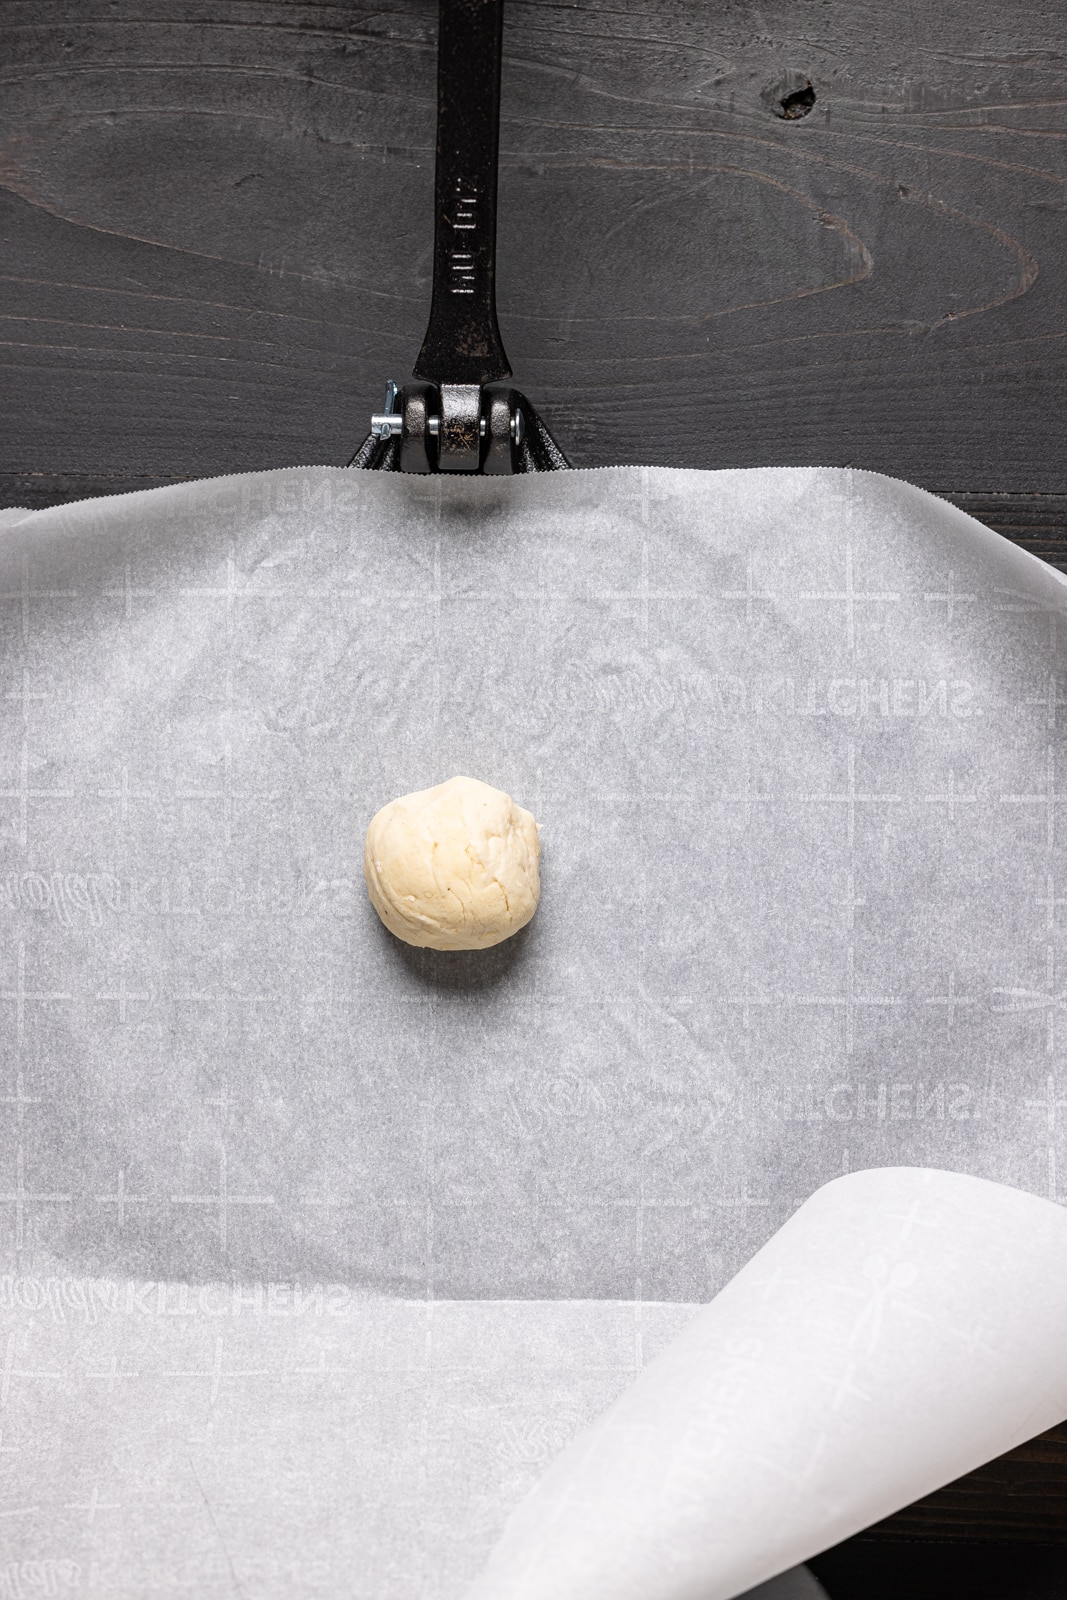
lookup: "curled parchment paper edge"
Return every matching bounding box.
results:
[466,1167,1067,1600]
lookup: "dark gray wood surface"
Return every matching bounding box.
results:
[2,0,1066,513]
[4,0,1067,1560]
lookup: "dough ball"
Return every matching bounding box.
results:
[364,775,541,951]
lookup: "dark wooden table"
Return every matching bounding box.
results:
[3,0,1067,1581]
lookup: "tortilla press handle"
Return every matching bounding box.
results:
[348,0,570,474]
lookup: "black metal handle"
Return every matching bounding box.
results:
[413,0,511,387]
[348,0,569,471]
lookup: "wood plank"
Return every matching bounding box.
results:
[937,492,1067,571]
[2,0,1065,488]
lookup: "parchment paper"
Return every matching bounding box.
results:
[471,1167,1067,1599]
[2,465,1067,1595]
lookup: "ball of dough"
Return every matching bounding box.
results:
[364,775,541,951]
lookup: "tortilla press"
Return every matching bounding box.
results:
[348,0,570,474]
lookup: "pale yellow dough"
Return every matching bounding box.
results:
[363,775,541,951]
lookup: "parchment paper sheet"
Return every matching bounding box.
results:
[0,1282,698,1598]
[470,1167,1067,1599]
[2,465,1067,1594]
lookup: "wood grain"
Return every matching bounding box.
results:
[2,0,1065,491]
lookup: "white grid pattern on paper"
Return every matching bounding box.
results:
[0,941,72,1048]
[0,551,77,646]
[1,465,1066,1305]
[0,743,74,851]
